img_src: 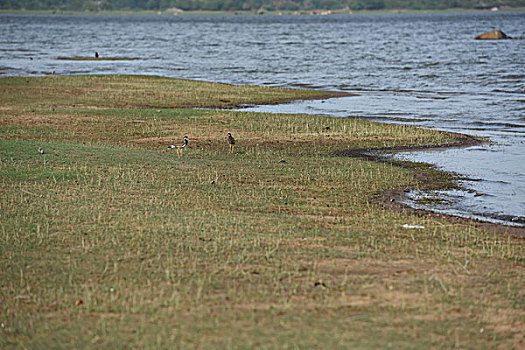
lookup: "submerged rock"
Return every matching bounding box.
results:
[475,30,512,40]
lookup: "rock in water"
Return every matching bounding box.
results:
[475,30,512,40]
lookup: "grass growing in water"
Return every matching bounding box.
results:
[0,75,523,349]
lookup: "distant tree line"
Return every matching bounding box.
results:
[1,0,524,12]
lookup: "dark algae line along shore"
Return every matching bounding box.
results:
[335,139,525,238]
[0,75,523,349]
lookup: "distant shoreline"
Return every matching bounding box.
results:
[1,7,524,17]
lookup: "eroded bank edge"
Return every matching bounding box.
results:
[334,133,525,238]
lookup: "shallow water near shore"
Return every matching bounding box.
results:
[1,12,524,226]
[247,95,524,226]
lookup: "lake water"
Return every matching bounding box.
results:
[1,12,524,226]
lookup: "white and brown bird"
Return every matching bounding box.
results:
[227,132,235,153]
[38,146,44,154]
[168,136,188,157]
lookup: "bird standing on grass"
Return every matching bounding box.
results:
[38,147,44,154]
[227,133,235,153]
[168,136,188,157]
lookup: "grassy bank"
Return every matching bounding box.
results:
[0,75,523,349]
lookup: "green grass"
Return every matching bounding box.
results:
[0,75,523,349]
[0,74,345,109]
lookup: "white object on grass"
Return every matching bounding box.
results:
[402,224,425,229]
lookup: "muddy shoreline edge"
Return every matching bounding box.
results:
[334,132,525,238]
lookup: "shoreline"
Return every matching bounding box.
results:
[1,8,524,17]
[335,134,525,237]
[2,73,521,236]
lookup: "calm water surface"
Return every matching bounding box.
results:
[1,13,524,226]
